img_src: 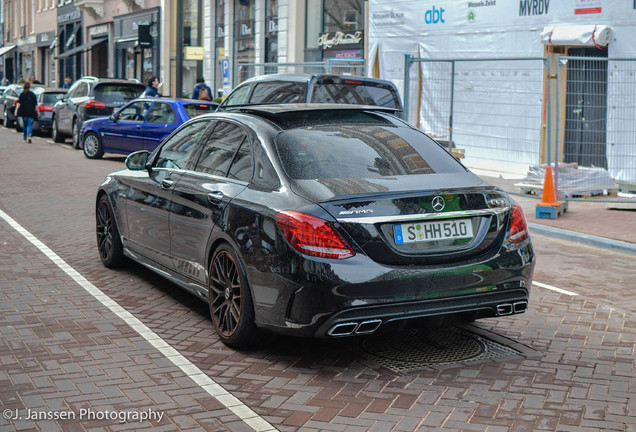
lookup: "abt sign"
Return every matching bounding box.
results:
[425,6,445,24]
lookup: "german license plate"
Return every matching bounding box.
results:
[394,218,473,244]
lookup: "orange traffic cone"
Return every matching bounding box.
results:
[537,165,560,206]
[536,165,567,219]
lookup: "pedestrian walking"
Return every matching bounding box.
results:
[143,76,160,97]
[14,81,38,143]
[191,76,212,100]
[62,77,72,89]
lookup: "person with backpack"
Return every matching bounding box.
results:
[14,81,38,143]
[191,76,212,100]
[143,76,160,97]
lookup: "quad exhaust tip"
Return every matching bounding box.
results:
[327,319,383,337]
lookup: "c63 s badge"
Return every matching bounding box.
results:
[339,209,374,215]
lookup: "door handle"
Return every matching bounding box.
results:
[207,192,224,202]
[161,179,174,189]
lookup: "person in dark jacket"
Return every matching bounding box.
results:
[191,76,212,100]
[144,76,159,97]
[14,81,38,143]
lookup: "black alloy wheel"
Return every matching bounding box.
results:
[96,196,124,268]
[72,119,80,148]
[3,109,11,127]
[83,132,104,159]
[52,117,65,143]
[208,245,258,347]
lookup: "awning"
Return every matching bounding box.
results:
[0,45,17,57]
[56,38,107,59]
[541,25,612,48]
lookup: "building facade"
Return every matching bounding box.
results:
[0,0,161,87]
[1,0,366,93]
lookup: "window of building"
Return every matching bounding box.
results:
[265,0,278,65]
[214,0,226,93]
[234,0,255,84]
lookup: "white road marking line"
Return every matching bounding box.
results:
[0,208,278,432]
[533,281,579,296]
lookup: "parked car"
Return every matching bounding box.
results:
[95,104,535,348]
[80,97,219,159]
[0,84,24,127]
[16,88,67,134]
[52,76,145,147]
[217,73,405,118]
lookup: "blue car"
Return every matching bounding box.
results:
[80,98,218,159]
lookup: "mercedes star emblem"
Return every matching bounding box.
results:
[432,196,445,212]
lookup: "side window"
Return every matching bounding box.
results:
[147,102,176,124]
[249,82,306,104]
[118,101,150,122]
[227,143,252,182]
[74,82,89,98]
[222,85,250,107]
[194,121,248,177]
[251,145,280,190]
[155,121,209,169]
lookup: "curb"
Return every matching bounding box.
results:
[528,223,636,256]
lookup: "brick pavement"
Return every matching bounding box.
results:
[1,128,635,431]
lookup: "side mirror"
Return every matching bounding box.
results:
[125,150,149,171]
[110,114,117,122]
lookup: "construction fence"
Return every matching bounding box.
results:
[404,55,636,202]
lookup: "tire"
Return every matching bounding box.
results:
[52,117,65,143]
[3,109,12,128]
[83,132,104,159]
[96,195,125,268]
[15,117,22,133]
[208,244,259,348]
[72,119,81,148]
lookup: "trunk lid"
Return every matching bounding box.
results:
[290,172,512,265]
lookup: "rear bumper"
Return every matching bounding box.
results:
[314,288,529,337]
[250,239,536,338]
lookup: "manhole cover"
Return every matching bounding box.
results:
[359,326,520,372]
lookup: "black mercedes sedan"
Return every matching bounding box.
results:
[96,104,535,348]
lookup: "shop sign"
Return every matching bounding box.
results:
[185,46,205,60]
[37,31,56,47]
[90,25,109,38]
[239,21,254,37]
[317,30,363,51]
[58,11,81,24]
[267,18,278,34]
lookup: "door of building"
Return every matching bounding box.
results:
[563,48,608,168]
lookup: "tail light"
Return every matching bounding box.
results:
[84,100,106,109]
[509,202,529,243]
[38,105,53,112]
[276,211,355,259]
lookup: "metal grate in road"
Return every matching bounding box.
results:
[358,326,520,372]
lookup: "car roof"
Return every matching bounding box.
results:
[36,87,66,92]
[226,103,403,129]
[134,97,219,105]
[235,103,399,115]
[238,73,394,86]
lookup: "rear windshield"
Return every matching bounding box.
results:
[183,103,217,119]
[311,82,400,108]
[94,84,144,104]
[275,125,464,180]
[43,92,66,104]
[249,82,307,104]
